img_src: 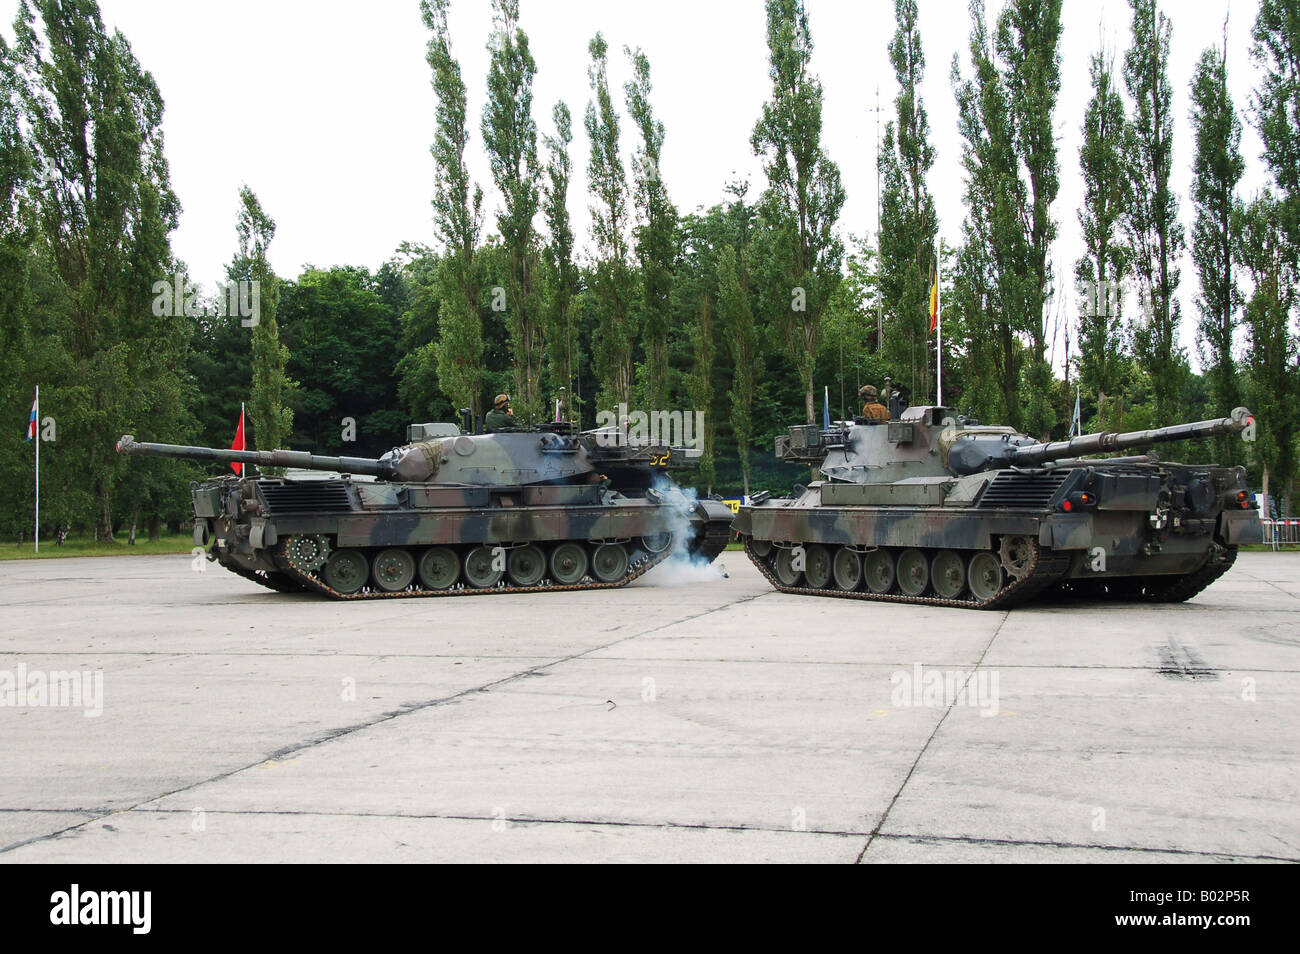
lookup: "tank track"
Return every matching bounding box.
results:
[743,538,1073,610]
[271,539,674,600]
[688,518,735,564]
[213,548,308,594]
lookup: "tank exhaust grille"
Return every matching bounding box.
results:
[976,470,1068,510]
[258,482,354,514]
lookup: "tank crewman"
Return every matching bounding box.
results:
[484,393,515,432]
[859,385,890,420]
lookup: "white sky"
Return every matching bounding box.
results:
[4,0,1275,372]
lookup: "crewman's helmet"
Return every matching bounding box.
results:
[859,385,878,400]
[494,393,510,409]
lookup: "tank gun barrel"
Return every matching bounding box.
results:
[116,435,390,477]
[1006,407,1253,466]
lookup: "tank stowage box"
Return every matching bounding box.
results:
[732,406,1262,609]
[118,424,734,599]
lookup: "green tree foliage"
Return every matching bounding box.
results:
[1189,35,1244,462]
[1074,46,1130,430]
[1124,0,1186,427]
[482,0,542,423]
[422,0,485,419]
[1252,0,1300,250]
[877,0,937,403]
[1235,194,1298,511]
[278,266,404,456]
[625,46,676,410]
[231,186,293,460]
[541,102,579,422]
[751,0,846,425]
[585,33,634,411]
[953,0,1062,436]
[11,0,186,539]
[717,245,758,495]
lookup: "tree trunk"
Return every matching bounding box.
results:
[128,509,139,546]
[148,516,162,542]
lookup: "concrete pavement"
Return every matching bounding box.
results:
[0,550,1296,862]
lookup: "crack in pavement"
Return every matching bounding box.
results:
[855,610,1013,864]
[0,588,772,856]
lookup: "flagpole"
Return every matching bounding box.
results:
[935,243,942,407]
[34,385,39,554]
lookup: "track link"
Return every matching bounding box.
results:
[743,539,1072,610]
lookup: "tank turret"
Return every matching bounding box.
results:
[736,404,1262,609]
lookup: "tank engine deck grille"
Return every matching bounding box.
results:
[976,470,1069,510]
[258,482,354,514]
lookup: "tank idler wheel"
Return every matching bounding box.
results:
[803,544,833,589]
[549,542,589,585]
[640,532,673,554]
[750,538,773,558]
[507,544,547,587]
[931,550,967,600]
[832,548,862,591]
[323,549,369,595]
[372,548,416,592]
[417,547,459,590]
[896,548,930,597]
[591,543,630,583]
[773,547,803,586]
[968,552,1004,602]
[464,546,504,588]
[286,533,330,572]
[864,550,895,594]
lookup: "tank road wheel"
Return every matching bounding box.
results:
[968,552,1004,602]
[549,542,589,585]
[931,550,967,600]
[463,546,503,588]
[750,538,773,558]
[417,547,459,590]
[591,543,630,583]
[803,544,833,589]
[640,532,673,554]
[864,550,895,594]
[372,548,416,592]
[832,548,862,591]
[896,549,930,597]
[773,547,803,586]
[507,545,547,587]
[323,549,369,595]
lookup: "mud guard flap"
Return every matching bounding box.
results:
[1218,511,1263,545]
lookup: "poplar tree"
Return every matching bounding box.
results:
[1189,35,1244,461]
[1124,0,1185,426]
[482,0,542,423]
[1075,47,1130,429]
[231,186,292,458]
[877,0,937,402]
[625,46,676,410]
[541,101,578,421]
[751,0,845,425]
[585,32,634,409]
[421,0,485,419]
[12,0,184,539]
[717,245,759,495]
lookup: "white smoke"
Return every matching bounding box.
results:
[642,475,730,585]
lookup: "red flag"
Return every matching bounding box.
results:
[231,406,245,475]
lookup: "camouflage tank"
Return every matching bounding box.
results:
[117,421,733,599]
[732,406,1262,609]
